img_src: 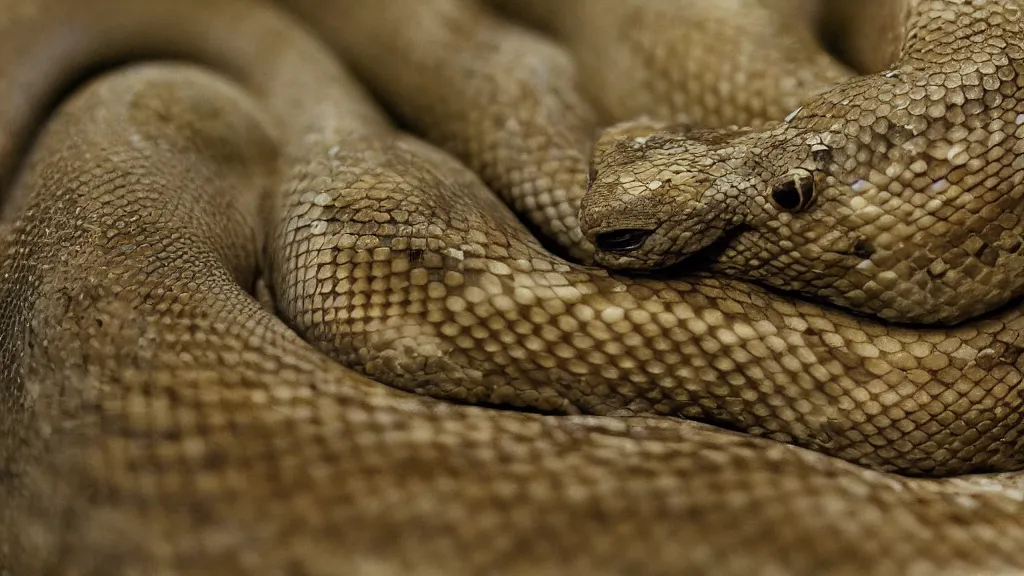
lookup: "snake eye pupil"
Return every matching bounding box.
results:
[771,173,814,212]
[595,228,654,252]
[772,182,802,210]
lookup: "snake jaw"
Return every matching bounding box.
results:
[589,218,731,272]
[593,228,655,253]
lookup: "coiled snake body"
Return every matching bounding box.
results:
[2,0,1024,574]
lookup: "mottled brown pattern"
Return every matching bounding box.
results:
[2,1,1024,575]
[583,0,1024,326]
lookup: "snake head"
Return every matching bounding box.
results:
[581,120,761,270]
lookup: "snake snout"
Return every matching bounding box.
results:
[594,228,655,253]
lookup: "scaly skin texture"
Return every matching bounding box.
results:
[582,0,1024,326]
[278,0,599,262]
[484,0,853,127]
[3,1,1024,575]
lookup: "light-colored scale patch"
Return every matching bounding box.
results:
[367,314,448,362]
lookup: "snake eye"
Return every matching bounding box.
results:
[771,170,815,212]
[587,162,599,188]
[595,228,654,252]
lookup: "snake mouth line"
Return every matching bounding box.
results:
[604,225,750,279]
[593,227,655,253]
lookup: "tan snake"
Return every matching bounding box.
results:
[581,0,1024,328]
[2,0,1024,574]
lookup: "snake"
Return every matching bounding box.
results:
[580,0,1024,329]
[2,0,1024,574]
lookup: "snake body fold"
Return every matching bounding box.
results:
[3,0,1024,574]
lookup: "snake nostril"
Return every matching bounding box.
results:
[594,228,654,253]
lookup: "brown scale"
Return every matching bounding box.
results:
[2,0,1024,575]
[583,0,1024,327]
